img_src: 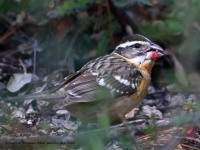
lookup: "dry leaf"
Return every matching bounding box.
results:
[6,73,32,92]
[125,108,138,119]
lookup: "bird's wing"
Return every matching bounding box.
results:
[47,70,84,93]
[54,54,143,109]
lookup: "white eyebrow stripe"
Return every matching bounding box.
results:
[116,41,149,49]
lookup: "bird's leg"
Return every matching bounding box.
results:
[118,114,126,123]
[118,114,135,136]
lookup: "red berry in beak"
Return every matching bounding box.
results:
[145,43,164,60]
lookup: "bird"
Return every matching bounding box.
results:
[4,34,164,123]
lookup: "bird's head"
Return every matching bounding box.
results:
[114,34,164,65]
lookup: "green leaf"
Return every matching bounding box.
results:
[57,0,99,16]
[76,131,106,150]
[0,0,19,15]
[145,123,154,135]
[38,18,49,26]
[165,19,183,34]
[37,122,51,132]
[98,110,110,129]
[114,0,151,7]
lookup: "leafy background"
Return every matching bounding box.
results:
[1,0,200,149]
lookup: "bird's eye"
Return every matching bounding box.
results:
[133,43,142,48]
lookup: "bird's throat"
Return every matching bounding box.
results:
[139,60,154,75]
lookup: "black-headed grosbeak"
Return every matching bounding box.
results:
[5,34,164,123]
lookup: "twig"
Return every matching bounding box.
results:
[0,45,38,57]
[181,143,200,150]
[106,0,113,40]
[161,136,184,150]
[0,26,20,44]
[183,137,200,145]
[94,2,103,31]
[0,63,18,71]
[0,135,74,145]
[0,19,35,45]
[19,58,27,73]
[33,40,37,74]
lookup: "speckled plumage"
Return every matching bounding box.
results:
[53,53,143,109]
[51,33,164,122]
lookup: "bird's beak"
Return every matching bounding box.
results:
[150,43,164,54]
[145,43,164,60]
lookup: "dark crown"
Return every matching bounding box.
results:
[119,34,150,44]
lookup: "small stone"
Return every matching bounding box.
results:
[106,142,123,150]
[23,99,34,106]
[46,10,59,19]
[187,94,197,102]
[57,129,67,134]
[56,110,69,116]
[19,118,27,124]
[37,100,50,110]
[39,129,48,134]
[12,108,26,119]
[27,119,33,125]
[166,94,186,107]
[155,119,170,127]
[52,118,78,130]
[148,85,156,93]
[166,84,176,91]
[142,105,163,119]
[26,105,35,114]
[143,99,158,105]
[52,118,65,127]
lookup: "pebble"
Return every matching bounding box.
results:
[142,105,163,119]
[26,105,35,114]
[37,100,50,110]
[155,119,171,127]
[52,118,78,130]
[165,94,186,107]
[27,119,33,125]
[12,108,26,119]
[56,109,69,116]
[148,85,156,93]
[187,94,197,102]
[106,142,123,150]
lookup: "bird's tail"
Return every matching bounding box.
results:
[1,90,67,103]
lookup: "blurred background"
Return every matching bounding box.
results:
[1,0,200,149]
